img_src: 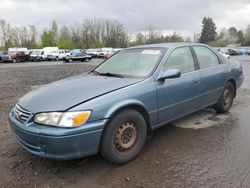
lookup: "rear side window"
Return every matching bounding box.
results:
[164,47,195,74]
[193,46,220,69]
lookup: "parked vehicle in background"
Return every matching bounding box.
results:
[47,50,70,61]
[63,52,92,62]
[218,51,230,59]
[238,49,248,55]
[2,51,29,63]
[246,48,250,55]
[8,47,28,55]
[8,43,244,164]
[70,49,81,55]
[97,48,113,58]
[0,51,7,62]
[29,50,44,62]
[40,47,59,60]
[104,48,123,59]
[86,49,98,58]
[216,49,230,59]
[228,48,240,56]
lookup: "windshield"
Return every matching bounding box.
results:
[95,48,164,77]
[31,51,41,55]
[8,51,16,55]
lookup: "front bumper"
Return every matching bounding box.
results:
[8,111,107,160]
[30,56,41,61]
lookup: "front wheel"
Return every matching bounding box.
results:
[214,82,235,113]
[100,109,147,164]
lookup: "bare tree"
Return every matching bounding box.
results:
[0,19,12,50]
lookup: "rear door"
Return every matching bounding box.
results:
[16,52,22,61]
[192,46,227,107]
[156,46,202,124]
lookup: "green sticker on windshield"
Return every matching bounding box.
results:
[142,50,161,55]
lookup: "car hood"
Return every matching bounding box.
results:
[19,74,142,113]
[30,54,40,57]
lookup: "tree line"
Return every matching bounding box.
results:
[1,17,250,50]
[199,16,250,46]
[0,18,185,50]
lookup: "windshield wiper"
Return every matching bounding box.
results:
[90,70,123,78]
[90,70,101,75]
[99,72,124,78]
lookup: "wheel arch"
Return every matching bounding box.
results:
[104,101,153,134]
[227,78,236,97]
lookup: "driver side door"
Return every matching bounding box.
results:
[156,46,203,124]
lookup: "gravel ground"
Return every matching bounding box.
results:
[0,57,250,188]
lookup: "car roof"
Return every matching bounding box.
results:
[128,43,209,49]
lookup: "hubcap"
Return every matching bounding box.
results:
[114,122,137,152]
[223,89,231,105]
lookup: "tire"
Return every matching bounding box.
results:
[13,59,17,63]
[214,82,235,113]
[100,109,147,164]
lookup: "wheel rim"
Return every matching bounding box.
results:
[114,122,138,152]
[223,88,231,105]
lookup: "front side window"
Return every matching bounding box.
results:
[95,48,164,77]
[164,47,195,74]
[193,46,220,69]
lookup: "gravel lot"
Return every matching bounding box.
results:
[0,57,250,188]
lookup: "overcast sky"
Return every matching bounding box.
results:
[1,0,250,36]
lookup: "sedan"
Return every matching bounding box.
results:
[8,43,244,164]
[63,52,92,62]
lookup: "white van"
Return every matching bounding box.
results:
[41,47,59,60]
[47,50,70,61]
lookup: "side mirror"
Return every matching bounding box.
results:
[158,69,181,81]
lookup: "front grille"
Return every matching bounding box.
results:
[13,104,32,123]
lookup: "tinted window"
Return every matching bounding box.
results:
[193,46,220,69]
[164,47,195,73]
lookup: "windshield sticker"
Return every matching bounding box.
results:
[142,50,161,55]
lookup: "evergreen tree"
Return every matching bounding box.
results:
[200,17,217,44]
[237,30,245,46]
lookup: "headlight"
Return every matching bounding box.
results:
[34,111,91,127]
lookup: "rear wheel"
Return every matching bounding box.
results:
[214,82,235,113]
[100,109,147,164]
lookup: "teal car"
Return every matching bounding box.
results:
[8,43,244,164]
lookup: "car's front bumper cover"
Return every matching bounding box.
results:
[8,111,107,160]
